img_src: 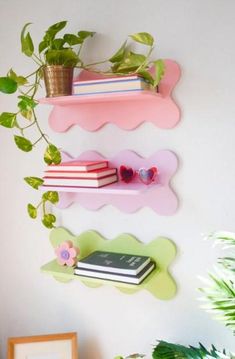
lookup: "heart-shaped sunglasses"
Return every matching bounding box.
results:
[119,165,158,185]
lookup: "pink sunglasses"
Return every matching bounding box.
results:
[119,165,158,185]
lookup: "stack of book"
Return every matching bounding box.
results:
[73,75,152,96]
[74,250,156,285]
[43,160,118,188]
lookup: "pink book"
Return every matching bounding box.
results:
[47,160,108,172]
[44,167,117,179]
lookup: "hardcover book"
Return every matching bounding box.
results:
[47,160,108,172]
[76,250,151,275]
[74,261,155,285]
[43,174,118,188]
[44,167,117,179]
[73,75,152,95]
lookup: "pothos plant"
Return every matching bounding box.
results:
[0,20,165,228]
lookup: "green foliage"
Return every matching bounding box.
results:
[42,191,59,204]
[44,144,61,165]
[114,355,145,359]
[45,48,78,67]
[129,32,154,46]
[42,213,56,229]
[14,135,33,152]
[0,23,165,229]
[0,77,17,94]
[0,112,17,128]
[152,341,235,359]
[200,231,235,332]
[27,204,37,219]
[8,69,28,86]
[25,177,59,228]
[24,176,43,189]
[106,32,165,87]
[21,23,34,57]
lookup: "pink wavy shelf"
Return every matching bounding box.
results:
[42,149,178,215]
[39,59,181,132]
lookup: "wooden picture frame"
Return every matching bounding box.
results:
[7,332,78,359]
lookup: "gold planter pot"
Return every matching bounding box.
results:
[43,65,74,97]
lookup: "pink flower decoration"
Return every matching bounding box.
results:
[55,240,79,267]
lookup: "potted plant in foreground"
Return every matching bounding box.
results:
[115,231,235,359]
[0,21,165,228]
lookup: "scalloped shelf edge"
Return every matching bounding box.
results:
[41,227,177,300]
[41,149,179,215]
[39,59,181,132]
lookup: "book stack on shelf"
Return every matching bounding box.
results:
[43,160,118,188]
[74,250,156,284]
[73,75,152,96]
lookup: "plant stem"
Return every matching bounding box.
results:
[33,135,44,146]
[77,43,84,58]
[19,120,36,130]
[84,59,108,68]
[32,53,44,66]
[32,108,49,144]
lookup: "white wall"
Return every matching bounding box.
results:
[0,0,235,358]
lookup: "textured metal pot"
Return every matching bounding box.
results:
[43,65,74,97]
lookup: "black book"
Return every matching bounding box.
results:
[76,250,151,275]
[74,261,156,285]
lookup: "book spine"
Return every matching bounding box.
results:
[73,76,143,86]
[74,269,140,284]
[76,257,150,275]
[47,161,108,172]
[73,82,150,95]
[74,262,155,284]
[42,176,118,188]
[43,172,117,182]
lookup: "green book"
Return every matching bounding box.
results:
[76,250,151,275]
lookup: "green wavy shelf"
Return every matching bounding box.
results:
[41,227,177,300]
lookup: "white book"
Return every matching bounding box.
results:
[73,76,151,95]
[74,261,155,284]
[43,174,118,188]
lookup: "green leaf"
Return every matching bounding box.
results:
[152,340,232,359]
[21,23,34,57]
[129,32,154,46]
[64,34,83,46]
[153,59,165,87]
[114,52,146,73]
[18,95,37,110]
[8,69,27,86]
[51,38,66,50]
[0,112,16,128]
[42,213,56,229]
[109,41,127,63]
[24,176,43,189]
[0,77,17,94]
[44,144,61,165]
[45,48,78,66]
[38,40,48,54]
[42,191,59,204]
[137,69,154,86]
[14,136,33,152]
[18,95,37,118]
[27,203,37,219]
[20,109,33,120]
[43,21,67,42]
[77,30,95,40]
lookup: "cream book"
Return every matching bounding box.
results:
[43,174,118,188]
